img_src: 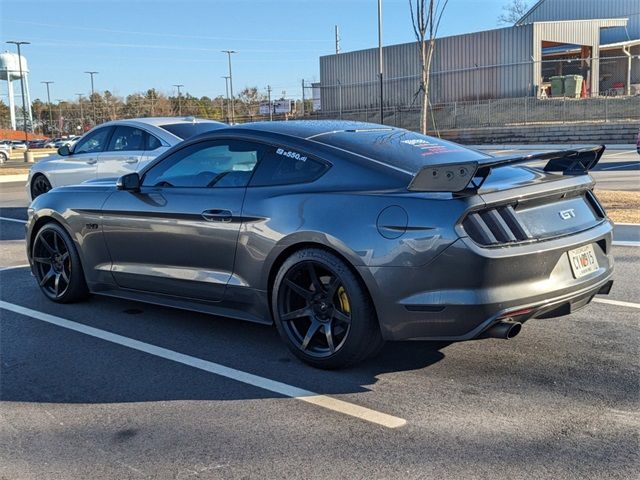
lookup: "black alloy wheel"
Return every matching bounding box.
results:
[278,260,352,357]
[273,248,383,369]
[32,223,88,303]
[31,174,52,199]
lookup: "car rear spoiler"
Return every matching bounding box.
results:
[407,145,605,193]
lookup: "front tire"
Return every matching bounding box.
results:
[272,248,383,369]
[0,151,7,164]
[32,223,89,303]
[31,174,52,199]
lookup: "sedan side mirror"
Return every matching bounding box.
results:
[116,172,141,192]
[58,145,71,156]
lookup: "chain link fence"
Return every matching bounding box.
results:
[1,55,638,136]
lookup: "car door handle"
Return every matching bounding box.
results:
[202,209,233,222]
[124,156,139,164]
[85,158,97,165]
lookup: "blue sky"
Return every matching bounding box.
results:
[1,0,512,102]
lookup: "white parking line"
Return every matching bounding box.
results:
[0,300,406,429]
[0,264,29,271]
[593,298,640,309]
[0,216,26,224]
[600,162,640,171]
[604,150,636,157]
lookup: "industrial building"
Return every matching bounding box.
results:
[317,0,640,112]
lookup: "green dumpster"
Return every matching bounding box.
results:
[564,75,583,98]
[550,76,564,97]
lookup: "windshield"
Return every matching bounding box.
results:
[160,122,226,140]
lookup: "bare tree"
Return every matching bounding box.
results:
[409,0,449,134]
[498,0,529,25]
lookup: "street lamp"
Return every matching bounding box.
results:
[75,93,84,132]
[55,99,63,135]
[6,40,31,158]
[221,76,230,122]
[41,81,54,136]
[85,71,98,124]
[221,50,236,123]
[173,84,184,116]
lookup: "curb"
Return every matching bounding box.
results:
[0,174,28,183]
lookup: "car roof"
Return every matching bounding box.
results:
[233,120,395,140]
[100,117,226,128]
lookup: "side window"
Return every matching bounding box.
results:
[146,134,162,150]
[142,140,259,188]
[107,126,146,152]
[250,146,329,186]
[73,128,111,154]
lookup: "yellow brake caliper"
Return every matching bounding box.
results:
[337,286,351,314]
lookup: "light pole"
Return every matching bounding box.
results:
[221,75,230,122]
[55,99,63,135]
[377,0,384,124]
[6,40,31,157]
[173,84,184,116]
[221,50,236,123]
[85,71,98,125]
[41,81,54,136]
[75,93,84,132]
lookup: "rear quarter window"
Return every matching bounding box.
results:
[250,146,329,186]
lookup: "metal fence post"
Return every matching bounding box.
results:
[562,96,566,124]
[605,95,608,123]
[524,97,528,125]
[453,101,457,129]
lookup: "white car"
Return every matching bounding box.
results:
[0,144,10,163]
[28,117,227,199]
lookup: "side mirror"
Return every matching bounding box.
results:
[58,145,71,156]
[116,172,141,192]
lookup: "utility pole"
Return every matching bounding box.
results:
[221,76,230,122]
[221,50,236,123]
[301,79,305,117]
[173,84,184,116]
[6,40,31,158]
[377,0,384,124]
[75,93,84,132]
[267,85,272,121]
[41,81,54,136]
[335,25,340,54]
[85,71,98,125]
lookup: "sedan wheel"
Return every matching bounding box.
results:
[31,174,52,199]
[32,223,88,303]
[0,151,7,164]
[273,248,383,369]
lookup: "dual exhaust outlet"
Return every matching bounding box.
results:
[479,319,522,340]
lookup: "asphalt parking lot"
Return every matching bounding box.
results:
[1,173,639,479]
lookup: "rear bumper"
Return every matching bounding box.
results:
[359,220,614,341]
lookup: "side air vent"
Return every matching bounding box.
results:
[463,206,531,246]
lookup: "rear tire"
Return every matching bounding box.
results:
[31,223,89,303]
[272,248,383,369]
[0,151,7,164]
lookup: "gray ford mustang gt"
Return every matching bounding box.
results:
[26,120,614,368]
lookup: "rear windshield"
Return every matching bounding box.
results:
[317,130,489,173]
[160,122,225,140]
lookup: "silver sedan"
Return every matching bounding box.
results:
[27,117,226,200]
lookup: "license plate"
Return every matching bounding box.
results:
[568,244,599,278]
